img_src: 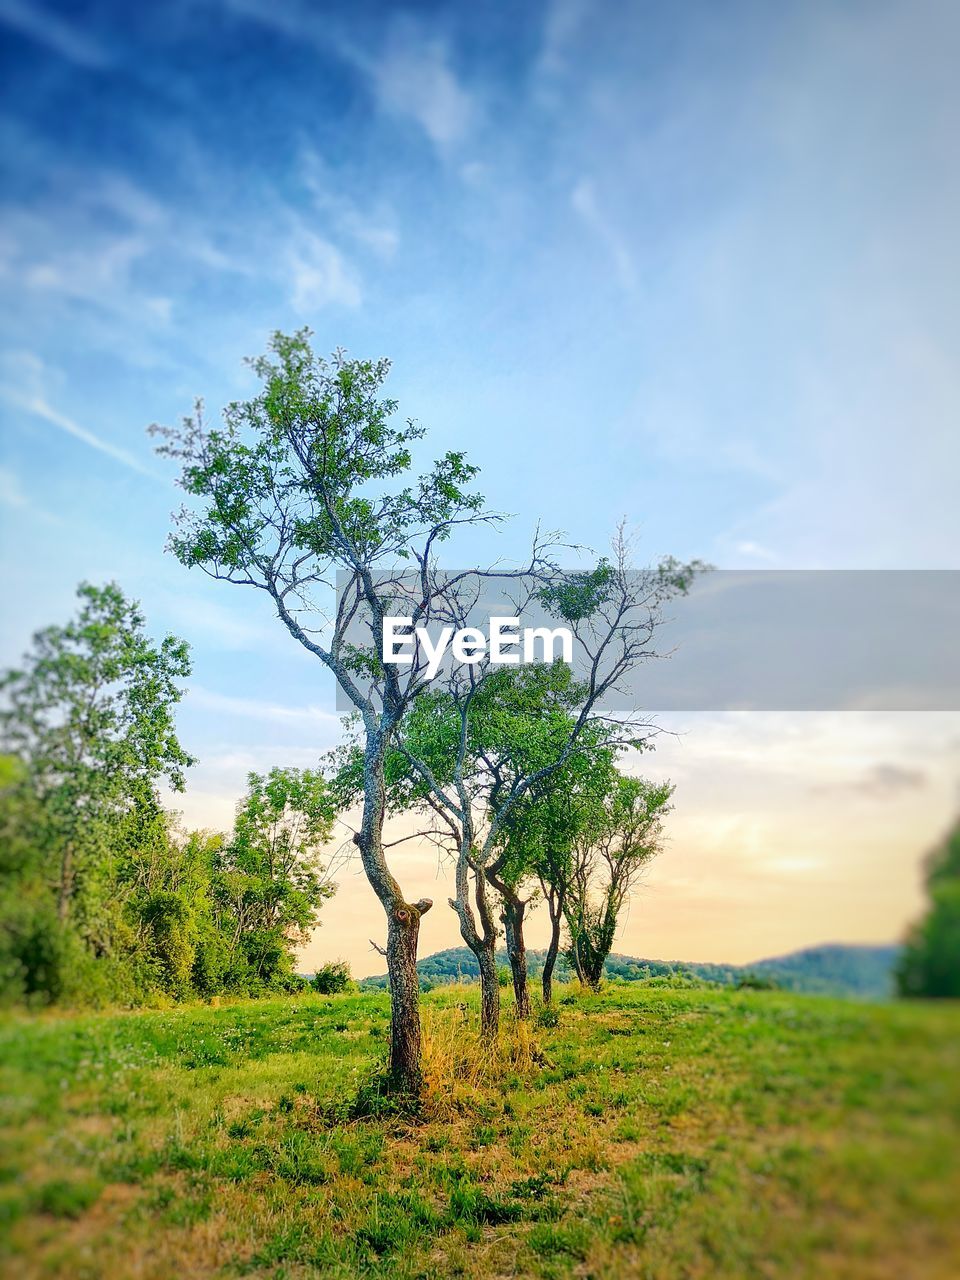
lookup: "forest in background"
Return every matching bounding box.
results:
[357,942,902,999]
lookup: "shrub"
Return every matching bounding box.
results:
[734,972,779,991]
[139,890,196,997]
[312,960,351,994]
[280,972,310,994]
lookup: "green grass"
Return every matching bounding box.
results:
[1,984,958,1278]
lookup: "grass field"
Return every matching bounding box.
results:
[1,984,958,1279]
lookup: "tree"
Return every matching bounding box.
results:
[118,813,232,1000]
[0,584,341,1005]
[0,753,71,1004]
[379,661,666,1032]
[151,332,561,1091]
[461,667,620,1023]
[491,719,621,1005]
[394,528,694,1036]
[477,667,603,1023]
[896,816,960,999]
[216,767,337,987]
[564,775,672,990]
[153,333,699,1079]
[0,583,194,996]
[352,664,610,1032]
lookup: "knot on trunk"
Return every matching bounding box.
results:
[351,832,361,845]
[393,897,433,925]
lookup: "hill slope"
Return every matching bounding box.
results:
[358,942,900,998]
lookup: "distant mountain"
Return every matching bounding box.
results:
[359,943,901,1000]
[736,944,901,997]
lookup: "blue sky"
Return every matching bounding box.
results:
[2,0,959,969]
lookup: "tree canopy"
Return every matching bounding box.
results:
[897,816,960,999]
[0,588,337,1007]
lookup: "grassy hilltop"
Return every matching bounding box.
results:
[2,984,958,1279]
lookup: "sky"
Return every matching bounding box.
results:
[1,0,958,975]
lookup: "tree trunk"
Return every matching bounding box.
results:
[500,889,531,1019]
[450,843,500,1040]
[569,934,587,987]
[475,938,500,1039]
[385,897,432,1093]
[474,861,500,1038]
[357,730,431,1096]
[541,897,563,1005]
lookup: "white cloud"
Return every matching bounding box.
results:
[2,161,364,336]
[0,0,109,70]
[535,0,590,84]
[300,148,399,259]
[216,4,475,151]
[143,296,174,323]
[23,230,146,302]
[0,463,60,525]
[0,199,175,335]
[188,685,342,732]
[0,466,27,509]
[0,367,153,476]
[571,178,636,291]
[157,593,276,652]
[650,711,960,800]
[459,160,488,187]
[89,172,166,228]
[734,540,778,563]
[214,0,307,42]
[353,24,475,150]
[831,762,928,797]
[287,230,362,312]
[14,391,151,474]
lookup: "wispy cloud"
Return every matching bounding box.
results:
[214,2,475,152]
[287,229,362,312]
[0,465,29,511]
[367,30,475,148]
[1,160,364,331]
[0,198,174,330]
[734,540,778,563]
[571,178,636,290]
[535,0,590,87]
[0,463,60,524]
[213,0,307,43]
[817,762,930,798]
[188,686,342,731]
[0,0,110,70]
[0,373,152,476]
[157,589,299,655]
[300,147,399,259]
[652,711,960,795]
